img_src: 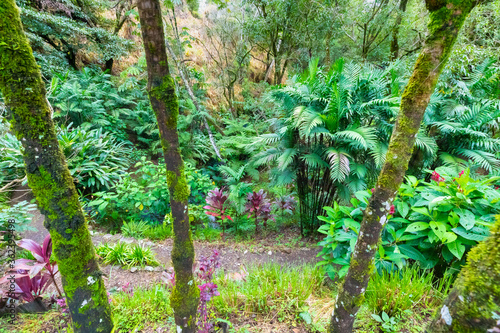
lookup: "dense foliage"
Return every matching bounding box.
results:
[2,0,500,331]
[317,167,500,279]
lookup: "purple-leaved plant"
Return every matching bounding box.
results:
[121,282,134,297]
[245,189,274,234]
[204,188,232,235]
[8,269,51,302]
[273,194,297,221]
[0,234,62,299]
[163,250,221,332]
[196,250,221,333]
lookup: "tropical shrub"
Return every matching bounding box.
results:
[58,126,132,193]
[273,194,297,221]
[317,167,500,279]
[245,189,274,232]
[87,159,215,228]
[415,59,500,174]
[253,58,500,235]
[204,188,232,233]
[85,159,170,227]
[185,163,216,205]
[0,121,132,194]
[0,235,63,300]
[50,68,131,140]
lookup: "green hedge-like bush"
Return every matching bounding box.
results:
[317,167,500,279]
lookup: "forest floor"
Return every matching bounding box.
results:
[4,187,331,333]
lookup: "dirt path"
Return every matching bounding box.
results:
[12,187,320,290]
[91,233,320,290]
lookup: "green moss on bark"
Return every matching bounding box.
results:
[0,1,113,331]
[329,1,480,332]
[137,1,199,330]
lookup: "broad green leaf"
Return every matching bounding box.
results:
[441,232,457,244]
[98,201,108,211]
[412,206,431,217]
[338,265,349,279]
[344,218,360,233]
[429,221,447,240]
[395,201,409,218]
[452,227,488,241]
[428,196,451,210]
[405,222,429,232]
[447,240,465,260]
[398,244,426,262]
[457,209,476,230]
[399,233,426,241]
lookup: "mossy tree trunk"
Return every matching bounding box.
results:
[136,0,199,331]
[329,1,482,332]
[0,1,113,332]
[426,217,500,333]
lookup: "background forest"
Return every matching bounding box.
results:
[0,0,500,332]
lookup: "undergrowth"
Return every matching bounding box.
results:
[95,242,159,268]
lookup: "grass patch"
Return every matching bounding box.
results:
[193,226,222,242]
[352,266,454,333]
[110,284,174,332]
[213,264,329,324]
[143,223,173,240]
[95,242,159,268]
[0,311,70,333]
[365,266,453,317]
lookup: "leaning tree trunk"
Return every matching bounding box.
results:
[136,0,199,331]
[0,1,113,332]
[329,1,481,332]
[426,216,500,333]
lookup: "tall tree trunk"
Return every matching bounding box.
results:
[0,1,113,332]
[390,0,409,61]
[329,1,481,332]
[427,216,500,333]
[164,41,224,161]
[136,0,199,331]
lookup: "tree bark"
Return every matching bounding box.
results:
[0,1,113,332]
[390,0,409,61]
[136,0,199,331]
[426,216,500,333]
[164,41,224,161]
[329,1,480,332]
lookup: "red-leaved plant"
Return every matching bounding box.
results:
[204,188,232,234]
[0,234,62,300]
[245,189,274,234]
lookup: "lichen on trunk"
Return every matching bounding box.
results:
[328,1,481,332]
[136,0,199,331]
[0,1,113,332]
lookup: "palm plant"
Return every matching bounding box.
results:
[417,59,500,174]
[252,58,398,235]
